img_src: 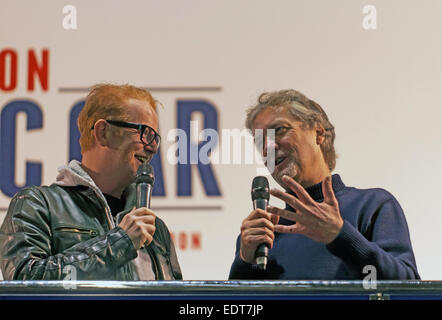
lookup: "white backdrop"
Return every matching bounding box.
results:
[1,0,442,280]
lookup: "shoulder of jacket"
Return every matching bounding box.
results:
[12,184,91,205]
[12,185,50,201]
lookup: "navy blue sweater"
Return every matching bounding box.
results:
[228,174,420,280]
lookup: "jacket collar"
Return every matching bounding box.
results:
[54,160,136,228]
[55,160,136,207]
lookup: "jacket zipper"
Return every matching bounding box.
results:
[55,227,98,237]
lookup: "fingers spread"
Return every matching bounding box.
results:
[274,223,301,234]
[322,175,338,205]
[270,188,309,214]
[267,205,305,224]
[281,175,315,205]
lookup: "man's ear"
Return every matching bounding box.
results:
[92,119,109,147]
[316,126,326,145]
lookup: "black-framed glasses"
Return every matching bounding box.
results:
[105,120,161,148]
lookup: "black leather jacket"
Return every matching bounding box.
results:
[0,181,182,281]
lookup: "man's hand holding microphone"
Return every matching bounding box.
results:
[239,176,279,269]
[240,174,343,269]
[119,163,156,250]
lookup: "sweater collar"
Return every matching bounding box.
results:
[285,174,345,207]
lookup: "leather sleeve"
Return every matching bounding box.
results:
[154,218,183,280]
[0,187,138,280]
[164,225,183,280]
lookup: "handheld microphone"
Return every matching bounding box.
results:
[136,162,155,209]
[251,176,270,270]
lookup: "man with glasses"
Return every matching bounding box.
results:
[228,89,420,280]
[0,83,182,280]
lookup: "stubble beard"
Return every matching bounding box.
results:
[272,157,299,189]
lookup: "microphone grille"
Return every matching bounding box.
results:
[251,176,269,201]
[136,163,155,185]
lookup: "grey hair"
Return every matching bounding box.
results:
[245,89,337,171]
